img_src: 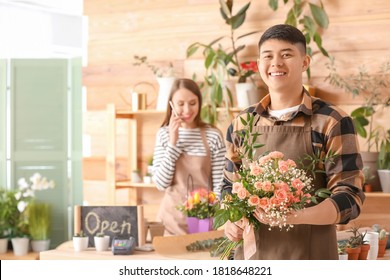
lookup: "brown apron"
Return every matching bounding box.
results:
[157,128,212,235]
[235,115,338,260]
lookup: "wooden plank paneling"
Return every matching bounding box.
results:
[83,0,390,209]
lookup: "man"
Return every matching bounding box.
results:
[221,24,365,260]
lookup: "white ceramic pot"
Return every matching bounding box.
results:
[0,238,9,254]
[11,237,30,256]
[378,170,390,193]
[73,236,89,252]
[31,239,51,252]
[235,82,262,109]
[156,77,175,111]
[338,254,348,260]
[94,235,110,252]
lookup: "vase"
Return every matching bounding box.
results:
[11,237,30,256]
[364,231,379,260]
[31,239,51,252]
[346,246,361,260]
[338,254,348,260]
[186,217,213,234]
[361,152,381,192]
[73,236,89,252]
[235,82,258,109]
[94,235,110,252]
[156,77,175,111]
[377,170,390,193]
[358,243,370,260]
[0,238,8,254]
[378,236,389,258]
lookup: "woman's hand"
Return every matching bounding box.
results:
[224,220,244,242]
[168,114,182,146]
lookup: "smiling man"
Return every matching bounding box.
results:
[220,24,365,260]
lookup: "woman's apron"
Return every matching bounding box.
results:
[157,128,212,235]
[235,115,338,260]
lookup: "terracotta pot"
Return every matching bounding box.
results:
[358,244,370,260]
[346,246,361,260]
[378,236,389,258]
[363,183,373,192]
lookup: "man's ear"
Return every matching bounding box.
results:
[302,55,311,72]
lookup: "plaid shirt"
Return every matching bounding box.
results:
[221,90,365,224]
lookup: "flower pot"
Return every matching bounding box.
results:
[186,217,213,234]
[346,246,361,260]
[94,235,110,252]
[364,231,379,260]
[0,238,9,254]
[338,254,348,260]
[156,77,175,111]
[358,243,370,260]
[361,152,381,192]
[31,239,50,252]
[73,236,89,252]
[378,236,389,258]
[235,82,259,108]
[378,170,390,193]
[11,237,30,256]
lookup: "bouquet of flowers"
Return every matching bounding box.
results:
[177,188,219,219]
[213,113,331,259]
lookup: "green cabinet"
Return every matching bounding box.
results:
[1,58,82,248]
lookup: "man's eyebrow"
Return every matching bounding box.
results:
[261,48,295,54]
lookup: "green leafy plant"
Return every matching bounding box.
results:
[95,233,105,238]
[133,55,175,78]
[186,0,260,124]
[326,59,390,152]
[74,230,87,237]
[27,202,51,240]
[267,0,330,81]
[377,130,390,169]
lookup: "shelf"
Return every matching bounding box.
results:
[364,192,390,198]
[116,181,156,189]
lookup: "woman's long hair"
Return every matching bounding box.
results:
[160,78,210,128]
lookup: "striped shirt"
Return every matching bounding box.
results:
[153,126,226,197]
[221,90,365,224]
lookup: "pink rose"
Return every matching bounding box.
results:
[275,189,288,202]
[250,163,262,176]
[248,195,260,206]
[237,188,249,199]
[292,178,304,190]
[268,151,284,159]
[286,159,296,167]
[261,181,274,192]
[258,197,270,209]
[254,181,262,190]
[278,161,289,173]
[232,182,243,194]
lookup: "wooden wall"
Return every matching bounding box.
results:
[82,0,390,207]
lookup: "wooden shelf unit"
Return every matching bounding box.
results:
[106,104,166,205]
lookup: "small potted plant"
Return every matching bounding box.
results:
[143,172,153,184]
[94,233,110,252]
[346,227,362,260]
[337,241,348,260]
[28,201,52,252]
[73,230,89,252]
[377,228,389,258]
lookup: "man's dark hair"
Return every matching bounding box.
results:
[258,24,307,54]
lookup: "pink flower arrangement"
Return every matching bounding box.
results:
[177,188,219,219]
[214,151,321,231]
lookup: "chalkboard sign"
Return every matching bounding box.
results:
[74,205,145,247]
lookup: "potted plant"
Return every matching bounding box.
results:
[27,201,51,252]
[326,60,390,191]
[337,241,348,260]
[377,130,390,192]
[377,228,389,258]
[94,233,110,252]
[177,188,219,234]
[362,166,375,192]
[143,172,153,184]
[0,189,11,254]
[133,55,175,111]
[73,230,89,252]
[186,0,261,123]
[346,226,362,260]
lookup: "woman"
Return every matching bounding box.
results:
[152,78,226,235]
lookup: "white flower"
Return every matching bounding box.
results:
[17,200,28,213]
[17,178,29,190]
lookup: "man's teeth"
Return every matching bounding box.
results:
[270,72,285,76]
